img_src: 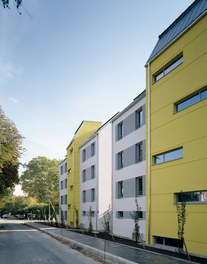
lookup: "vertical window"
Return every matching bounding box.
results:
[82,170,86,182]
[118,181,124,198]
[82,211,86,216]
[91,143,95,156]
[61,165,63,175]
[82,149,86,162]
[64,195,67,204]
[135,108,143,129]
[64,163,67,173]
[91,188,95,202]
[82,190,86,203]
[61,195,63,205]
[118,211,123,219]
[117,122,123,140]
[64,179,67,188]
[61,181,63,190]
[136,176,143,196]
[117,151,123,169]
[136,142,143,162]
[91,165,95,179]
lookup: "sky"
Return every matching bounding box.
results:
[0,0,194,195]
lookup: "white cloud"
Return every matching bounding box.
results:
[0,61,23,85]
[9,97,19,104]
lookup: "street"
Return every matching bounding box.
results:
[0,219,100,264]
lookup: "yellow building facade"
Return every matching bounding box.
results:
[146,0,207,256]
[66,121,102,227]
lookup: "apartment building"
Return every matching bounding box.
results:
[146,0,207,256]
[59,158,67,223]
[112,91,146,241]
[80,116,116,231]
[66,121,102,227]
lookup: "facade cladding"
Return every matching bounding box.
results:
[146,0,207,256]
[112,91,146,240]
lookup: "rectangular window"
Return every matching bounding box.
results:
[135,108,143,129]
[154,236,182,248]
[61,180,63,190]
[176,191,207,203]
[154,148,183,164]
[117,151,123,169]
[61,195,63,205]
[91,143,95,156]
[82,190,86,203]
[64,195,67,204]
[91,165,95,179]
[136,142,143,162]
[64,179,67,189]
[154,55,183,82]
[118,181,124,198]
[82,170,86,182]
[82,211,86,217]
[64,163,67,173]
[91,188,95,202]
[118,211,123,219]
[117,122,123,140]
[136,176,143,196]
[82,149,86,162]
[176,87,207,112]
[61,165,64,175]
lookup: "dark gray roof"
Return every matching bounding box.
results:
[147,0,207,63]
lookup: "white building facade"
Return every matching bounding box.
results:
[112,91,146,241]
[80,117,115,231]
[59,158,67,224]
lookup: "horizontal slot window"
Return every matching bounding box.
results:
[176,191,207,203]
[154,148,183,165]
[154,55,183,82]
[176,87,207,112]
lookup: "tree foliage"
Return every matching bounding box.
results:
[1,0,22,9]
[0,107,24,196]
[21,156,60,205]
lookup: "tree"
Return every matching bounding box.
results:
[1,0,22,9]
[130,198,141,245]
[21,156,59,205]
[0,106,24,196]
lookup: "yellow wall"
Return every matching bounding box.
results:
[66,121,102,227]
[146,15,207,256]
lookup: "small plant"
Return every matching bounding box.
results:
[88,206,93,233]
[74,208,79,228]
[176,192,186,253]
[102,205,111,234]
[130,198,141,244]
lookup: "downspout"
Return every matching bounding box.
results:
[147,62,151,244]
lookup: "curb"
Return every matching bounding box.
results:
[25,223,138,264]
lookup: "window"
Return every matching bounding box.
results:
[176,191,207,203]
[82,211,86,216]
[118,211,123,219]
[82,149,86,162]
[117,151,123,169]
[136,177,143,196]
[176,87,207,112]
[82,190,86,203]
[154,55,183,82]
[64,195,67,204]
[135,211,143,219]
[91,165,95,179]
[64,163,67,173]
[64,179,67,188]
[82,170,86,182]
[91,143,95,156]
[61,195,63,205]
[118,181,124,198]
[61,180,63,190]
[135,108,143,129]
[136,142,143,162]
[154,148,183,164]
[154,236,182,248]
[91,188,95,202]
[61,165,64,175]
[117,122,123,140]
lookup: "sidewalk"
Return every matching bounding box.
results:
[25,222,197,264]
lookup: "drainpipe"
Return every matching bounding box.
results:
[147,62,151,244]
[96,133,99,231]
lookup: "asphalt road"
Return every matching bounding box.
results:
[0,219,100,264]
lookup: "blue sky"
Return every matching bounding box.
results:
[0,0,194,176]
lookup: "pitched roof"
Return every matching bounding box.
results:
[147,0,207,63]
